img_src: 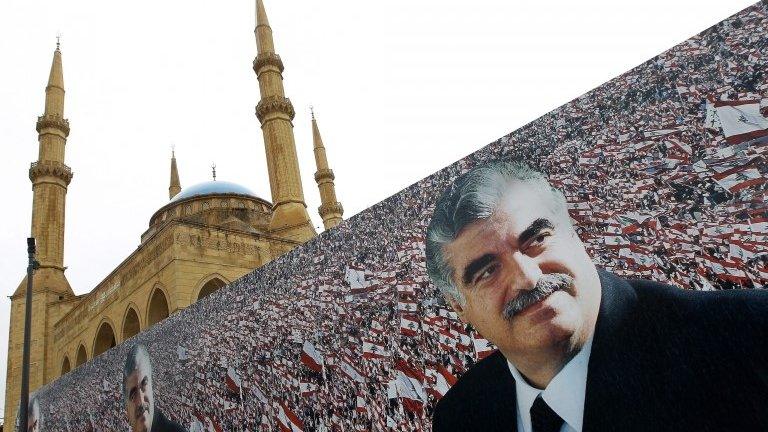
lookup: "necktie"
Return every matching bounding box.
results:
[530,395,564,432]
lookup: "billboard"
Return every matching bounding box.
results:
[28,2,768,431]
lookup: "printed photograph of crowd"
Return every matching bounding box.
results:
[29,3,767,431]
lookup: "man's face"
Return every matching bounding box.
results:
[444,181,601,362]
[27,408,39,432]
[124,363,154,432]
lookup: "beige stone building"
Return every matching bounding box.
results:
[4,0,345,423]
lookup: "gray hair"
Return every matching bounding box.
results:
[122,344,152,402]
[425,160,568,305]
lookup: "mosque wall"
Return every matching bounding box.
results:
[47,219,287,384]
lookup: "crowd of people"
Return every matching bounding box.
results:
[32,3,767,431]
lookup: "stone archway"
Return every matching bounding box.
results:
[93,321,117,357]
[75,344,87,367]
[61,356,71,376]
[123,306,141,340]
[147,287,170,327]
[197,277,227,302]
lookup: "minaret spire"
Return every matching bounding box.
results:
[169,148,181,199]
[253,0,315,241]
[311,108,344,230]
[30,43,73,274]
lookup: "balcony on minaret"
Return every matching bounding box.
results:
[29,160,73,185]
[35,113,70,136]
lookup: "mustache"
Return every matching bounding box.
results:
[502,273,574,319]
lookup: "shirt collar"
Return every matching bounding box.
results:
[507,337,593,432]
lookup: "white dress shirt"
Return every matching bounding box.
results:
[506,338,593,432]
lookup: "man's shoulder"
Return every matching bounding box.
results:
[440,350,507,400]
[617,274,768,349]
[626,275,768,316]
[152,409,188,432]
[434,351,514,431]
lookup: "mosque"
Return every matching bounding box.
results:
[3,0,344,422]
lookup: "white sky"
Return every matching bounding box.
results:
[0,0,756,419]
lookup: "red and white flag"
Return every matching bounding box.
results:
[362,340,389,359]
[395,360,427,413]
[400,315,420,336]
[276,401,304,432]
[299,382,318,396]
[427,364,458,400]
[714,99,768,144]
[356,394,368,413]
[300,340,324,373]
[370,320,386,334]
[339,357,366,383]
[225,367,241,395]
[473,333,495,360]
[345,265,367,289]
[712,166,764,193]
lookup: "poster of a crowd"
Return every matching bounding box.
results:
[27,3,768,431]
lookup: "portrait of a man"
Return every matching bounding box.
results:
[123,344,187,432]
[425,160,768,431]
[27,395,42,432]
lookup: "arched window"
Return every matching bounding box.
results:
[197,277,226,302]
[75,344,87,367]
[123,307,141,340]
[61,356,71,376]
[147,287,170,327]
[93,321,117,357]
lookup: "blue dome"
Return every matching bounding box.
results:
[170,181,259,203]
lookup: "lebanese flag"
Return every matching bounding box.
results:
[300,341,324,373]
[362,340,389,359]
[345,265,367,289]
[428,364,458,400]
[398,300,418,312]
[712,166,764,193]
[438,328,456,351]
[400,315,420,337]
[300,382,318,396]
[730,240,761,262]
[370,320,385,334]
[339,357,366,383]
[473,333,495,360]
[714,100,768,144]
[276,401,304,432]
[356,394,368,413]
[395,360,427,413]
[225,367,242,395]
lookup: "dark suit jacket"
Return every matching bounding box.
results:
[433,269,768,431]
[151,408,187,432]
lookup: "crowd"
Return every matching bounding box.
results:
[32,3,767,431]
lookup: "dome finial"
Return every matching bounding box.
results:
[56,33,61,51]
[211,163,217,181]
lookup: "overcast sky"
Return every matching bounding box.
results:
[0,0,756,418]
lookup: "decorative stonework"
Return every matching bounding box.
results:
[256,96,295,122]
[253,52,284,73]
[36,114,70,136]
[29,160,73,185]
[318,202,344,218]
[314,168,335,183]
